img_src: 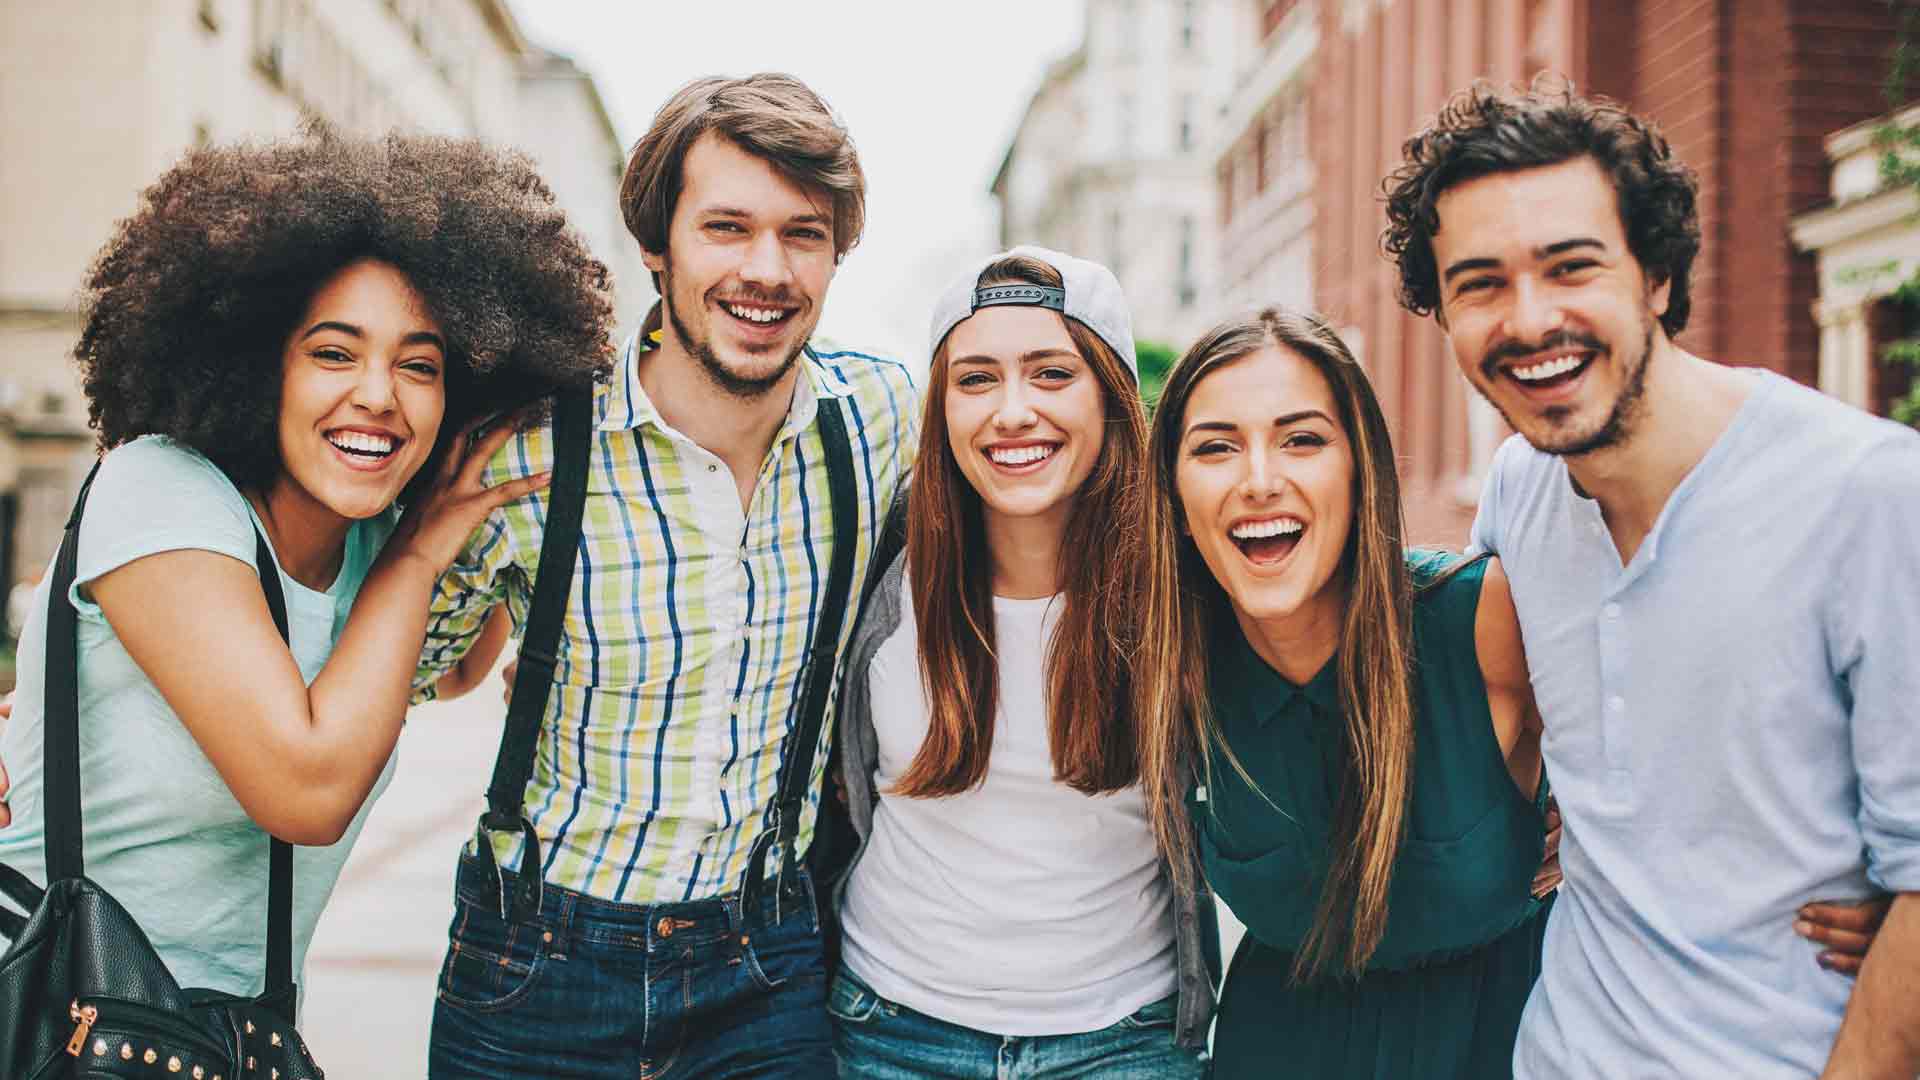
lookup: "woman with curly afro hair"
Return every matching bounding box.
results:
[0,127,614,999]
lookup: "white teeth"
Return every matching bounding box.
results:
[1230,518,1304,540]
[328,431,395,456]
[987,444,1057,466]
[725,303,786,324]
[1511,354,1585,382]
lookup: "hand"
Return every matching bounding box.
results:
[499,654,519,707]
[1797,896,1893,976]
[0,691,12,828]
[1531,799,1563,898]
[389,417,550,575]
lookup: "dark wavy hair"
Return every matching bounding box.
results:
[1381,80,1701,338]
[76,126,616,502]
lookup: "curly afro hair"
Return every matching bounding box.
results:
[76,126,616,502]
[1381,81,1701,339]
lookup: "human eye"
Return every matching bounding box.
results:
[955,370,995,389]
[1281,430,1328,450]
[1035,365,1077,384]
[401,357,442,379]
[1454,275,1498,297]
[789,225,829,242]
[1550,258,1600,278]
[1186,437,1234,459]
[705,219,746,235]
[311,346,354,365]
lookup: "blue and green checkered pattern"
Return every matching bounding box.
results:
[415,335,918,903]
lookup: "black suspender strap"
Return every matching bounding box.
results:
[43,459,298,1009]
[742,397,860,918]
[475,389,594,922]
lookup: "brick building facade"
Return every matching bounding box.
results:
[1221,0,1900,543]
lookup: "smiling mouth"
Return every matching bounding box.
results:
[1502,351,1596,392]
[986,443,1059,471]
[326,429,400,463]
[1230,517,1304,565]
[719,299,798,331]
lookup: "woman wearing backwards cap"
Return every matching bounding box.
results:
[822,248,1211,1078]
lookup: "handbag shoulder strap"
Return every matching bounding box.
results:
[43,458,298,996]
[480,390,593,918]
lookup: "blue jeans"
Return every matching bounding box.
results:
[427,854,833,1079]
[830,968,1209,1079]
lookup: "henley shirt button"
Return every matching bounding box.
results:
[1603,603,1621,619]
[708,464,717,473]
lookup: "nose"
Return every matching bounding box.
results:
[351,362,397,415]
[1503,274,1565,345]
[1238,443,1287,502]
[991,378,1038,432]
[738,228,795,290]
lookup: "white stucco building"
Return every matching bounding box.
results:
[991,0,1255,350]
[0,0,642,595]
[1790,104,1920,419]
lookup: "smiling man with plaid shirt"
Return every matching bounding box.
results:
[411,74,917,1079]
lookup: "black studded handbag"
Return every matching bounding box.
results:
[0,463,325,1079]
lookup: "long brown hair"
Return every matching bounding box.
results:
[1137,308,1416,980]
[896,255,1148,798]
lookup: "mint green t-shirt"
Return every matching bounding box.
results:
[0,436,398,997]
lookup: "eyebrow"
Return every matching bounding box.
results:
[952,348,1081,367]
[1184,409,1333,436]
[300,322,445,351]
[705,205,833,228]
[1441,236,1609,283]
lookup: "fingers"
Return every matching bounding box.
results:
[481,471,553,511]
[1795,918,1874,955]
[1531,856,1562,898]
[500,656,519,707]
[1800,898,1892,934]
[457,419,521,489]
[0,750,10,829]
[0,690,14,720]
[1817,951,1864,976]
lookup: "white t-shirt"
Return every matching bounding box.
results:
[840,579,1176,1036]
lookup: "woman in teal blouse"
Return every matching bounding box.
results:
[1133,309,1882,1078]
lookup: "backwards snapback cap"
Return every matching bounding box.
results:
[927,245,1138,381]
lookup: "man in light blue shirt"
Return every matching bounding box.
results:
[1381,83,1920,1077]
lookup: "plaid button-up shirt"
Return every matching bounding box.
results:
[415,334,918,903]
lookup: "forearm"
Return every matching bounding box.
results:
[1822,892,1920,1079]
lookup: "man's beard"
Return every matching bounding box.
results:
[1481,317,1653,457]
[663,278,805,401]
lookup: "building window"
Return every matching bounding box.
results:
[1181,0,1198,49]
[1179,94,1194,151]
[198,0,220,32]
[1178,215,1196,308]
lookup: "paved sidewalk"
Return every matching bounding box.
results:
[301,685,506,1078]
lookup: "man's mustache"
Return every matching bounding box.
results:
[1481,329,1607,379]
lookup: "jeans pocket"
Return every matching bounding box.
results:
[1115,993,1179,1031]
[825,972,884,1025]
[435,895,550,1013]
[743,877,825,993]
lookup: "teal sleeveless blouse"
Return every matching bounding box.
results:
[1196,550,1550,1079]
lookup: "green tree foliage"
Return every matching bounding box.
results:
[1876,0,1920,426]
[1137,339,1179,414]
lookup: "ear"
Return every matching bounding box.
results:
[1647,271,1672,319]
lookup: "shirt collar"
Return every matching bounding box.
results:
[597,327,849,436]
[1211,615,1342,725]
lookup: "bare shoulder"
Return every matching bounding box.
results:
[1473,557,1529,695]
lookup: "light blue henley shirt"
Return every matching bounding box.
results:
[1470,370,1920,1078]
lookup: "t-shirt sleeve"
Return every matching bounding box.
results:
[1830,434,1920,893]
[1466,436,1516,558]
[69,438,258,617]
